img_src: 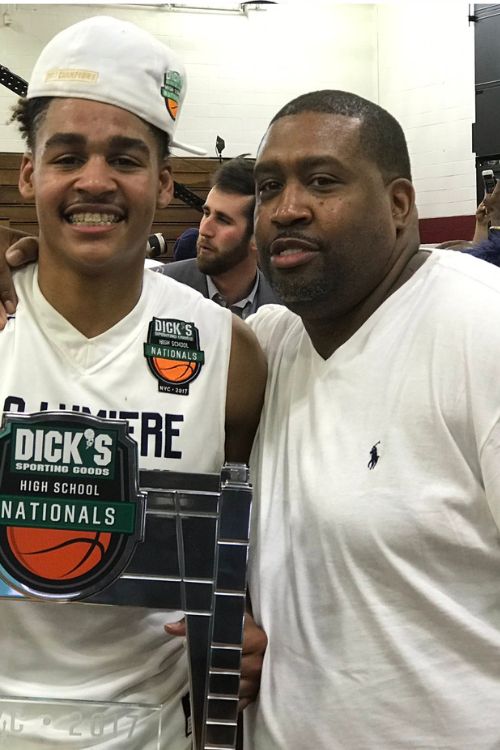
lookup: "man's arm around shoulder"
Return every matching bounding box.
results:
[0,226,39,328]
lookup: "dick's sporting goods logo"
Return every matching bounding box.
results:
[11,424,115,477]
[0,412,144,600]
[144,317,205,396]
[161,70,183,121]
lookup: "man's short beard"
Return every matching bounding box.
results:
[259,250,332,305]
[267,275,332,305]
[197,239,250,276]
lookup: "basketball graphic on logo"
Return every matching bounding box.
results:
[6,528,111,580]
[145,318,204,393]
[167,99,179,120]
[153,357,197,383]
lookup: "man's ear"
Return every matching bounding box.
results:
[18,153,35,201]
[248,234,257,258]
[389,178,415,232]
[157,160,174,209]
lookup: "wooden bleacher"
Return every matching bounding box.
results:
[0,154,220,260]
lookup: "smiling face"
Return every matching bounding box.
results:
[196,186,255,276]
[254,111,404,319]
[18,98,173,276]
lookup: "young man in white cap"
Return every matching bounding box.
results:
[0,15,266,749]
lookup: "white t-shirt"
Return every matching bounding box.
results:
[245,250,500,749]
[0,264,232,749]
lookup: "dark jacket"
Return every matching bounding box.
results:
[466,232,500,267]
[157,258,282,308]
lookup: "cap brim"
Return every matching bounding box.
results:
[171,139,207,156]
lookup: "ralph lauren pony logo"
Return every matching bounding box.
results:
[368,441,381,470]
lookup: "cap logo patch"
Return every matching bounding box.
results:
[144,317,204,396]
[161,70,182,121]
[45,68,99,84]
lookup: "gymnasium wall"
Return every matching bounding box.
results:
[0,2,377,156]
[376,2,476,241]
[0,1,478,242]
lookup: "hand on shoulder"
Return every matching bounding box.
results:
[0,227,39,329]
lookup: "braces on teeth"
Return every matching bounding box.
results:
[69,213,119,225]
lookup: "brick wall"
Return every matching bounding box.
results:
[0,3,376,157]
[0,2,479,236]
[376,2,476,225]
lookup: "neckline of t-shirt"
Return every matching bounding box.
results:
[28,265,160,373]
[30,264,156,345]
[303,249,441,365]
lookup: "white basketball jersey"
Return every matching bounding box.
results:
[0,264,232,749]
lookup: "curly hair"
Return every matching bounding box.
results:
[10,97,52,152]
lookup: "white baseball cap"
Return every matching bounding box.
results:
[27,15,205,155]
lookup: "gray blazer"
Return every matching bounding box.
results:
[156,258,282,309]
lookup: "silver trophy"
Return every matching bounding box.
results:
[0,411,252,749]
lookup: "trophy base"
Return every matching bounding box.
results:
[0,696,164,749]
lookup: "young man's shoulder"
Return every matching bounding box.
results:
[145,264,214,307]
[8,262,36,299]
